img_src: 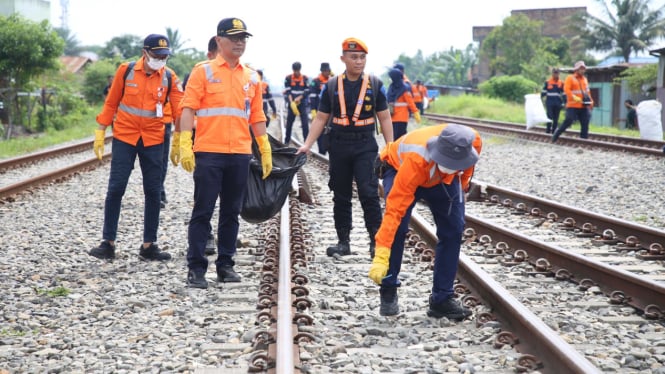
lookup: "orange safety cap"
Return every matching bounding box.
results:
[342,37,368,54]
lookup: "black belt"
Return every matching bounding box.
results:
[331,131,373,140]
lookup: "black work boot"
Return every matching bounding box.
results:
[368,227,378,260]
[326,228,351,256]
[379,287,399,316]
[427,295,472,321]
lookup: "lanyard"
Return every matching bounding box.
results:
[337,73,369,123]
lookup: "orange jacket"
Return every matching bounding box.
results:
[391,91,418,123]
[97,58,183,146]
[375,124,482,249]
[564,73,593,109]
[411,83,427,103]
[181,55,265,154]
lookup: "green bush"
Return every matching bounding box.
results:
[478,75,539,103]
[82,59,123,104]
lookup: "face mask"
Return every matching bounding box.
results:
[438,164,457,174]
[146,56,167,71]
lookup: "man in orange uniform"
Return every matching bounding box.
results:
[552,61,593,142]
[387,68,420,139]
[90,34,183,261]
[540,68,565,134]
[368,124,482,318]
[178,18,272,289]
[257,69,277,127]
[412,80,428,115]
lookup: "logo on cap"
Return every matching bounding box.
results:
[158,39,168,48]
[232,19,244,31]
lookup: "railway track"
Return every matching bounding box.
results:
[1,118,664,373]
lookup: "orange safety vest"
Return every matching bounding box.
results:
[97,58,183,146]
[180,55,265,154]
[391,91,418,123]
[375,124,482,249]
[411,84,427,103]
[564,73,593,109]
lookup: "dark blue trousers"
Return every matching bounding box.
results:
[284,101,309,143]
[381,167,466,303]
[103,137,163,243]
[160,123,172,202]
[187,152,251,273]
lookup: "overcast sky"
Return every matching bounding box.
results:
[50,0,664,82]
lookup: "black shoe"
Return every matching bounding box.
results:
[187,270,208,289]
[139,243,172,261]
[217,265,241,282]
[551,131,560,143]
[427,296,472,320]
[89,240,115,259]
[160,201,166,209]
[326,241,351,257]
[379,288,399,316]
[204,234,216,256]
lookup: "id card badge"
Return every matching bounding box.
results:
[156,102,163,118]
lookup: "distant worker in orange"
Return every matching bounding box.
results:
[90,34,183,261]
[552,61,593,142]
[540,68,565,134]
[412,80,428,115]
[257,70,277,127]
[284,61,310,144]
[387,68,420,140]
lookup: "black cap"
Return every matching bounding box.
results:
[292,62,301,71]
[143,34,171,56]
[320,62,331,72]
[217,17,252,37]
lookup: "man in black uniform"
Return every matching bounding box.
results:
[296,37,393,259]
[284,61,309,144]
[309,62,333,155]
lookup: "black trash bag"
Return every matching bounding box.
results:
[241,134,307,223]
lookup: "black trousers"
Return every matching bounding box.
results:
[327,131,382,234]
[546,105,562,133]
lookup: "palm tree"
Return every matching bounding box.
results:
[573,0,665,62]
[54,27,81,56]
[165,27,188,54]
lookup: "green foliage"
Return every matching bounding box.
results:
[425,44,478,86]
[481,14,544,76]
[0,14,65,86]
[617,64,657,95]
[35,286,70,297]
[572,0,665,62]
[82,59,123,103]
[54,27,82,56]
[478,75,539,103]
[100,34,143,60]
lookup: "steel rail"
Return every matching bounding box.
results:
[410,211,602,374]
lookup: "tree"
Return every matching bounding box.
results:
[480,14,544,77]
[165,27,188,54]
[100,34,143,60]
[426,44,477,86]
[0,13,65,139]
[55,27,82,56]
[573,0,665,62]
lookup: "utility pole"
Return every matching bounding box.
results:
[59,0,69,29]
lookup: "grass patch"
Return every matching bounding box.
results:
[429,94,641,137]
[35,286,70,297]
[0,105,100,159]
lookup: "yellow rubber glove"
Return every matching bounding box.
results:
[93,129,105,160]
[414,112,422,124]
[170,132,181,166]
[180,130,195,173]
[290,101,300,116]
[271,113,277,120]
[310,109,317,119]
[572,95,582,103]
[368,246,390,285]
[255,134,272,179]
